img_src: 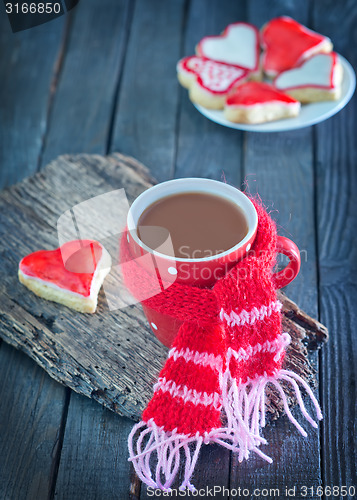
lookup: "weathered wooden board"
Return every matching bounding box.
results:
[0,153,328,424]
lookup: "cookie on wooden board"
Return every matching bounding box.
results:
[19,240,111,313]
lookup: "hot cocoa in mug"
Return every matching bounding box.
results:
[127,178,300,346]
[137,191,249,260]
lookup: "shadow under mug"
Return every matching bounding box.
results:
[127,178,300,348]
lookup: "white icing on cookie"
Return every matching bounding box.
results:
[275,53,339,90]
[18,268,86,298]
[178,56,247,93]
[197,23,259,71]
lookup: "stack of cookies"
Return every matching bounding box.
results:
[177,17,343,124]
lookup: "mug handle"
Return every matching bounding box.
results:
[273,236,301,289]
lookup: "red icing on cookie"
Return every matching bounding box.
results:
[261,16,332,76]
[19,240,103,297]
[196,22,260,73]
[178,56,248,94]
[226,82,299,106]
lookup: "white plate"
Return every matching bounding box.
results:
[194,54,356,132]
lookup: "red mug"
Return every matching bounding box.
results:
[127,178,300,347]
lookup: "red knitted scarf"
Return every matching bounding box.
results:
[123,200,322,491]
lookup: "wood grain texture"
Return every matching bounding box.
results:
[312,0,357,492]
[40,0,131,167]
[0,342,67,500]
[0,2,65,186]
[110,0,186,182]
[229,2,323,496]
[54,393,133,500]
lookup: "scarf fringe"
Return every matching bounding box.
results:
[128,370,322,491]
[128,368,322,490]
[128,419,203,492]
[218,366,323,463]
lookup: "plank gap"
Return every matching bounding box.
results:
[312,125,322,323]
[318,348,326,500]
[240,132,247,191]
[172,0,191,180]
[308,0,315,28]
[47,388,71,500]
[312,123,325,500]
[36,12,74,172]
[106,0,137,155]
[129,466,141,500]
[313,116,325,498]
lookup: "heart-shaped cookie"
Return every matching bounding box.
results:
[224,81,300,124]
[274,52,343,102]
[177,56,248,109]
[196,22,261,79]
[261,16,333,77]
[19,240,112,313]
